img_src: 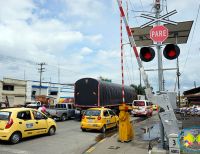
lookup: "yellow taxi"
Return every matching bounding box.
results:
[0,108,56,144]
[152,104,159,111]
[81,108,119,133]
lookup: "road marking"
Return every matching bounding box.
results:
[99,138,106,143]
[0,148,30,154]
[86,146,95,153]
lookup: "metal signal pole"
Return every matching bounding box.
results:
[154,0,165,148]
[38,62,46,95]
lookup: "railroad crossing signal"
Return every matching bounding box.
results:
[140,44,180,62]
[150,25,168,43]
[163,44,180,60]
[140,10,177,28]
[140,47,155,62]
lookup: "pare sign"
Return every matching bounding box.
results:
[150,25,168,43]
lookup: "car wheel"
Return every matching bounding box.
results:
[48,126,56,136]
[81,128,86,132]
[61,114,67,121]
[10,132,21,144]
[101,125,106,133]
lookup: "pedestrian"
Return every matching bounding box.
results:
[38,104,47,114]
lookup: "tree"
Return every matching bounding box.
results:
[98,76,112,82]
[130,84,145,95]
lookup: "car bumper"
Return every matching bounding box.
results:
[81,122,103,130]
[133,111,148,115]
[0,129,12,141]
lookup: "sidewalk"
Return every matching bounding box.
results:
[84,133,149,154]
[84,115,160,154]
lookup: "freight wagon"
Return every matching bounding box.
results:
[74,78,137,119]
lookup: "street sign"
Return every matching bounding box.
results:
[150,25,168,43]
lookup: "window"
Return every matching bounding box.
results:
[31,91,36,99]
[17,111,31,120]
[0,112,11,120]
[68,104,72,109]
[103,110,109,117]
[3,85,14,91]
[49,91,58,95]
[134,101,145,106]
[32,111,46,120]
[108,110,116,116]
[84,110,101,116]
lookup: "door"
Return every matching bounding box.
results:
[108,110,118,128]
[31,110,48,135]
[16,110,37,137]
[103,110,111,128]
[67,104,75,117]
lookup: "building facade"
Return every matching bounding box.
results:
[0,78,26,106]
[0,78,74,107]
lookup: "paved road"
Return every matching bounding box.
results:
[0,119,101,154]
[0,114,156,154]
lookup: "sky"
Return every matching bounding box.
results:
[0,0,199,94]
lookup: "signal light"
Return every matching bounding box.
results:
[140,47,155,62]
[163,44,180,60]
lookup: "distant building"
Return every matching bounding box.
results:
[0,77,74,107]
[183,87,200,106]
[26,80,74,104]
[0,78,26,106]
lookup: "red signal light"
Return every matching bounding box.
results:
[163,44,180,60]
[140,47,155,62]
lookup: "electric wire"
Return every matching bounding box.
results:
[139,0,144,12]
[181,4,200,75]
[128,0,140,25]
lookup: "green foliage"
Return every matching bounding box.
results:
[98,76,112,82]
[130,84,145,95]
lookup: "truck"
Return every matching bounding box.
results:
[46,103,75,121]
[74,78,137,119]
[26,101,42,109]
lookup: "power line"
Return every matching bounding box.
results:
[139,0,144,12]
[181,3,200,75]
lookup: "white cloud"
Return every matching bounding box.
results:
[64,0,105,19]
[0,0,35,22]
[80,47,93,55]
[86,34,103,45]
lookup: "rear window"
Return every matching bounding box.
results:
[134,101,145,106]
[0,111,11,120]
[84,110,101,116]
[56,104,66,108]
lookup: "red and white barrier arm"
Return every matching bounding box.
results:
[116,0,153,99]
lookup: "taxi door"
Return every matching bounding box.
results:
[16,110,37,137]
[108,110,118,128]
[31,110,48,135]
[103,110,112,129]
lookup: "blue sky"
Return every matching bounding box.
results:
[0,0,199,94]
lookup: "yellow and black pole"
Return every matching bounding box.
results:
[118,0,134,142]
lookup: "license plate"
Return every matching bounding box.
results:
[88,119,93,123]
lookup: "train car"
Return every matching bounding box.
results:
[74,78,137,109]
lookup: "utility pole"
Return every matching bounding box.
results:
[194,81,197,88]
[177,58,181,108]
[38,62,46,95]
[58,64,60,84]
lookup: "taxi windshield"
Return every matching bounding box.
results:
[134,101,145,106]
[84,110,101,116]
[0,111,11,120]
